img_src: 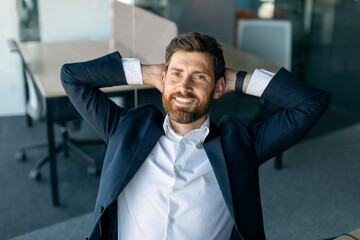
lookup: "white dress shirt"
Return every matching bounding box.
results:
[117,58,274,240]
[118,116,233,240]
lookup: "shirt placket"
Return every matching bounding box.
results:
[166,136,188,239]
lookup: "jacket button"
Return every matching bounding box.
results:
[99,206,104,214]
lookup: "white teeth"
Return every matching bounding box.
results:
[175,97,194,103]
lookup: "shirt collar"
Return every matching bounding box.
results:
[163,115,210,143]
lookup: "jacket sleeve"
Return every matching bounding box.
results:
[60,52,128,143]
[248,68,329,165]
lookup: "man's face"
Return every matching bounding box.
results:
[161,51,221,124]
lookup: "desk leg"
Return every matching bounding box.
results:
[46,99,60,206]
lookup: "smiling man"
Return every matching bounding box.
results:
[161,50,223,134]
[61,32,328,240]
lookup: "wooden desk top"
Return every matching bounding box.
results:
[18,40,280,98]
[18,40,153,98]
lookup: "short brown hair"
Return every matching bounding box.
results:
[165,32,225,81]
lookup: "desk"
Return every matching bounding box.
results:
[16,39,279,206]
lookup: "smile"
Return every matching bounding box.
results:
[174,97,195,103]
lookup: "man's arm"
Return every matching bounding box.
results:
[61,52,133,143]
[223,67,329,164]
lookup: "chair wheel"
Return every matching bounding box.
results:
[87,165,99,176]
[15,150,26,162]
[29,169,42,180]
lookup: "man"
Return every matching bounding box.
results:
[61,32,328,240]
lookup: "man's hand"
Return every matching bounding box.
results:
[223,68,237,95]
[141,64,165,93]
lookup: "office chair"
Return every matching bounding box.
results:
[237,19,292,70]
[237,19,292,169]
[11,40,103,180]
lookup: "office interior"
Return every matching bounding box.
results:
[0,0,359,239]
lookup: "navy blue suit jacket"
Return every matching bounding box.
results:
[61,52,328,240]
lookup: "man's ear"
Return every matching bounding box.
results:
[213,76,225,99]
[160,71,166,89]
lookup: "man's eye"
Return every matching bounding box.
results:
[194,75,205,80]
[172,72,180,76]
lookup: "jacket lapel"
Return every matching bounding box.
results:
[119,120,164,193]
[204,121,235,221]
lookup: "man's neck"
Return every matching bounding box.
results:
[168,115,208,136]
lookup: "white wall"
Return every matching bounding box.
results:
[38,0,111,42]
[0,0,24,117]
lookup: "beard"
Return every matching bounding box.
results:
[162,91,212,124]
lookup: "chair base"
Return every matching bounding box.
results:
[15,137,104,181]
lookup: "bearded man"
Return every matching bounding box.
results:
[61,32,328,240]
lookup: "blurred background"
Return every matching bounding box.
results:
[0,0,359,239]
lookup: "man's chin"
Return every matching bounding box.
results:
[168,111,203,124]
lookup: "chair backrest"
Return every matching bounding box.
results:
[237,19,292,70]
[8,39,45,121]
[9,40,78,124]
[111,0,178,64]
[23,62,80,124]
[24,68,45,121]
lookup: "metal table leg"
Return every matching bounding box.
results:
[46,98,60,206]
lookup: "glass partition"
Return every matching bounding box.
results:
[17,0,40,41]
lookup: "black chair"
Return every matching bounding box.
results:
[11,40,103,180]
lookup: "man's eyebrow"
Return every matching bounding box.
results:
[168,67,183,72]
[168,67,210,75]
[192,71,209,75]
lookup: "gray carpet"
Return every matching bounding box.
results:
[0,116,102,240]
[260,123,360,240]
[9,213,92,240]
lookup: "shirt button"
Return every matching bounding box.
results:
[172,187,179,193]
[169,217,175,224]
[176,164,183,170]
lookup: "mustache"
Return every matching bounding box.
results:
[170,92,197,100]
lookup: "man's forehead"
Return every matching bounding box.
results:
[168,51,214,73]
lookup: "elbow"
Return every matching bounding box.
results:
[60,64,68,85]
[304,90,330,117]
[60,63,71,84]
[308,91,330,119]
[60,63,80,88]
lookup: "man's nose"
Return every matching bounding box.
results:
[178,76,193,93]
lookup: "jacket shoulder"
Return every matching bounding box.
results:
[125,104,163,120]
[219,115,249,136]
